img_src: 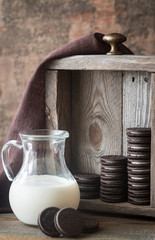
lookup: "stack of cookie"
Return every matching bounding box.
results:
[100,155,127,203]
[126,128,151,205]
[74,173,100,199]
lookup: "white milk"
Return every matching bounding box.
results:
[9,175,80,225]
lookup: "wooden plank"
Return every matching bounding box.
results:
[45,70,59,174]
[71,70,122,174]
[47,55,155,72]
[123,71,151,155]
[151,73,155,207]
[1,212,155,240]
[45,70,59,129]
[45,70,72,168]
[79,199,155,218]
[56,70,72,168]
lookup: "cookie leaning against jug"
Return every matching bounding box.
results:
[126,128,151,205]
[100,155,127,203]
[74,173,100,199]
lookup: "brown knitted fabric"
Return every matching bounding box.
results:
[0,32,133,212]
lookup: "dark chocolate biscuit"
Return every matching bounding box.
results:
[82,218,99,233]
[127,159,150,167]
[79,184,100,192]
[127,136,151,144]
[127,151,150,159]
[127,166,150,175]
[101,171,126,177]
[126,128,151,137]
[80,191,100,199]
[128,188,150,197]
[75,173,100,199]
[100,175,126,181]
[54,208,83,237]
[100,187,127,195]
[101,155,127,160]
[128,181,150,190]
[128,175,150,183]
[38,207,60,237]
[128,188,150,195]
[101,155,127,166]
[100,190,127,197]
[100,195,127,203]
[127,143,151,152]
[128,196,150,205]
[100,185,127,193]
[128,190,150,198]
[101,165,126,173]
[101,178,127,185]
[74,173,100,184]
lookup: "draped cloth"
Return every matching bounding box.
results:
[0,32,133,212]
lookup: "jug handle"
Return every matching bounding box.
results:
[1,140,23,181]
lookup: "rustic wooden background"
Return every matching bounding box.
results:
[45,55,153,175]
[0,0,155,149]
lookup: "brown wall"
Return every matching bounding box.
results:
[0,0,155,149]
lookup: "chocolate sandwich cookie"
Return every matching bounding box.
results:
[100,185,127,193]
[101,172,127,180]
[128,181,150,190]
[127,136,151,144]
[126,128,151,137]
[128,196,150,205]
[74,173,100,199]
[128,159,150,167]
[82,218,99,233]
[127,166,150,175]
[100,189,127,197]
[101,178,127,186]
[128,186,150,194]
[128,174,150,183]
[54,208,84,237]
[101,165,126,173]
[38,207,60,237]
[100,194,127,203]
[101,155,127,166]
[80,191,100,199]
[79,184,100,192]
[74,173,100,184]
[128,188,150,198]
[128,143,151,152]
[127,151,150,159]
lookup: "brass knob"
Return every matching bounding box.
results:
[103,33,127,55]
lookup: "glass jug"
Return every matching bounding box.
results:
[1,129,80,226]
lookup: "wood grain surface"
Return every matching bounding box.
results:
[0,212,155,240]
[72,70,122,174]
[123,71,151,155]
[45,70,72,168]
[79,199,155,218]
[47,55,155,72]
[45,70,59,130]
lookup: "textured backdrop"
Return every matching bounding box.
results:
[0,0,155,149]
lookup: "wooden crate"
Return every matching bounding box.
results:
[45,55,155,218]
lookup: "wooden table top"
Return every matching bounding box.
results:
[0,211,155,240]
